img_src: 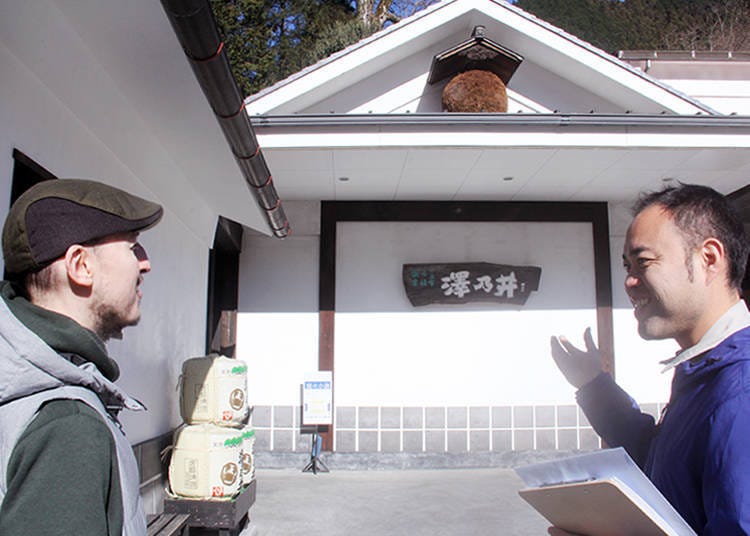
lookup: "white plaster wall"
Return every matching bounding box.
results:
[0,38,209,443]
[335,221,598,406]
[236,208,675,413]
[237,229,320,407]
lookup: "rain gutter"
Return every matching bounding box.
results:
[160,0,289,237]
[250,113,750,130]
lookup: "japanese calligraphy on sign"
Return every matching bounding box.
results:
[402,262,542,306]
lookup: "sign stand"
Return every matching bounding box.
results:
[302,430,329,474]
[301,371,333,474]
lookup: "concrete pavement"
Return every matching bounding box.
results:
[243,467,551,535]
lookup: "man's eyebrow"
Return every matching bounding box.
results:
[623,246,650,259]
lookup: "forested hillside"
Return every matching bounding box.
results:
[211,0,750,96]
[515,0,750,53]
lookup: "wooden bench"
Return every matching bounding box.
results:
[147,512,191,536]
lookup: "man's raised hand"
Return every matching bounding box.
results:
[550,327,602,389]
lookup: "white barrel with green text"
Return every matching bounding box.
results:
[169,424,244,498]
[240,426,256,486]
[180,355,249,426]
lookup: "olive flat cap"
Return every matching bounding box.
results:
[2,179,163,275]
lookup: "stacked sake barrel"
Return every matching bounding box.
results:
[168,355,255,499]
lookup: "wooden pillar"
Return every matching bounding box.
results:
[318,202,337,450]
[318,311,335,450]
[591,204,615,378]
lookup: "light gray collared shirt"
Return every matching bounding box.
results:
[661,300,750,372]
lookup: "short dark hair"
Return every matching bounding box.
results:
[23,264,56,296]
[633,183,748,290]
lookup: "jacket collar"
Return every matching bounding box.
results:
[661,300,750,372]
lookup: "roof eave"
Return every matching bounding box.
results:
[251,112,750,130]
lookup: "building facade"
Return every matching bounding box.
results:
[1,0,750,510]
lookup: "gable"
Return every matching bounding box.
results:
[246,0,712,116]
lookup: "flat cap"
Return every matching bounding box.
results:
[3,178,163,275]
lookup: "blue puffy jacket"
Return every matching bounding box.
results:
[578,326,750,535]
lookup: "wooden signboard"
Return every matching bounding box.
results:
[403,262,541,306]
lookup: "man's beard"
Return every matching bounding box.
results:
[93,302,139,341]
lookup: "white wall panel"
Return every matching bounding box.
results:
[237,234,320,406]
[235,211,675,421]
[334,309,596,406]
[237,313,319,407]
[335,221,598,406]
[0,39,208,444]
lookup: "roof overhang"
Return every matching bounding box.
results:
[252,113,750,202]
[1,0,274,238]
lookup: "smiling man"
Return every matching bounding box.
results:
[550,183,750,535]
[0,179,163,535]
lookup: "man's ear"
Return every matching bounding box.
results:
[63,244,94,288]
[700,238,727,285]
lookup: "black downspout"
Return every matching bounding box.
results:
[161,0,290,238]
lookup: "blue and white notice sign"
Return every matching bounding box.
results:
[303,371,333,425]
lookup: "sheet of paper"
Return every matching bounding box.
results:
[515,448,696,535]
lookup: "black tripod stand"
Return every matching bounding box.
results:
[302,430,329,474]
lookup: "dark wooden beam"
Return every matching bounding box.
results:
[591,204,615,377]
[318,203,337,450]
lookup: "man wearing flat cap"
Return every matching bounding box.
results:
[0,179,163,535]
